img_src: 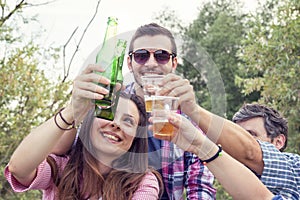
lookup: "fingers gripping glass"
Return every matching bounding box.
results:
[129,49,176,65]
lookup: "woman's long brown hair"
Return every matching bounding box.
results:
[48,93,163,199]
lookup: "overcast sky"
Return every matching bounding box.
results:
[24,0,258,79]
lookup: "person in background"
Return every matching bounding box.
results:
[5,64,163,200]
[159,74,300,200]
[232,103,300,199]
[232,103,287,151]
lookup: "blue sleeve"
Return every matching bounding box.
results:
[258,140,300,200]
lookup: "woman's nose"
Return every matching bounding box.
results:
[110,121,121,130]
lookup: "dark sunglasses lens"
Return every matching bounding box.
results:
[154,50,171,64]
[134,49,150,64]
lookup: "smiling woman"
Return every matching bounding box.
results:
[79,93,148,172]
[53,93,156,199]
[5,64,163,200]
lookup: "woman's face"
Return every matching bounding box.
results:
[90,97,140,161]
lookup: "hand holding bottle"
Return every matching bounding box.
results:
[94,17,127,120]
[71,64,110,125]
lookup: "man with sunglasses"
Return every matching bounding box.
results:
[124,23,216,200]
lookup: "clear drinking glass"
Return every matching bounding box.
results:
[152,96,179,139]
[141,75,165,112]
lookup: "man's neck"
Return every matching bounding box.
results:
[134,82,145,100]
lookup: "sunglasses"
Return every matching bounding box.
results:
[129,49,176,65]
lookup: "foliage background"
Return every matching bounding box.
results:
[156,0,299,198]
[0,0,299,199]
[0,1,71,199]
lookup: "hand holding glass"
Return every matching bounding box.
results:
[152,96,179,139]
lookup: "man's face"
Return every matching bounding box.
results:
[237,117,286,150]
[127,35,177,86]
[236,117,272,143]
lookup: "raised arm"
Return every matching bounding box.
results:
[159,74,263,175]
[8,64,110,186]
[8,106,75,186]
[190,106,263,174]
[149,112,275,200]
[51,128,77,155]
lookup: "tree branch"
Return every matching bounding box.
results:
[0,0,26,27]
[62,0,102,82]
[0,1,56,27]
[63,27,78,78]
[23,0,58,8]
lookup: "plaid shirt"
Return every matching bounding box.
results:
[125,83,216,200]
[258,140,300,200]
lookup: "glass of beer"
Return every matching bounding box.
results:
[152,96,179,139]
[141,75,165,112]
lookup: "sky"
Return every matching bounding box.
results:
[25,0,258,81]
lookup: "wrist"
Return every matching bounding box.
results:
[54,107,75,131]
[187,104,201,124]
[199,144,222,165]
[195,139,220,160]
[62,105,74,122]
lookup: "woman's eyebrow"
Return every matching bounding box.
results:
[123,113,138,123]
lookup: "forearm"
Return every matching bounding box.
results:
[204,148,274,200]
[8,105,74,185]
[189,139,273,200]
[51,128,77,155]
[189,105,264,174]
[164,112,274,200]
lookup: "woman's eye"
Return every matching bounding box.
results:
[123,117,134,126]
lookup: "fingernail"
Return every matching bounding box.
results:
[169,116,175,123]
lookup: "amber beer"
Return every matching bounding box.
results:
[145,97,153,112]
[153,119,174,137]
[152,96,179,137]
[145,96,167,112]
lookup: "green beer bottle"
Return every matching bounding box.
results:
[116,39,127,85]
[109,39,127,116]
[94,17,126,120]
[95,16,118,71]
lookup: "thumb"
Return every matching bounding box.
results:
[168,113,183,129]
[115,82,124,91]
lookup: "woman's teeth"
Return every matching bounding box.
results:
[103,133,120,142]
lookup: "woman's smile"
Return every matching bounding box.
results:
[101,131,122,143]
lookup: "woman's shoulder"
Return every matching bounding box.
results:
[143,171,159,182]
[132,171,161,199]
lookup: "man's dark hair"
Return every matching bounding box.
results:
[232,103,288,151]
[128,23,177,55]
